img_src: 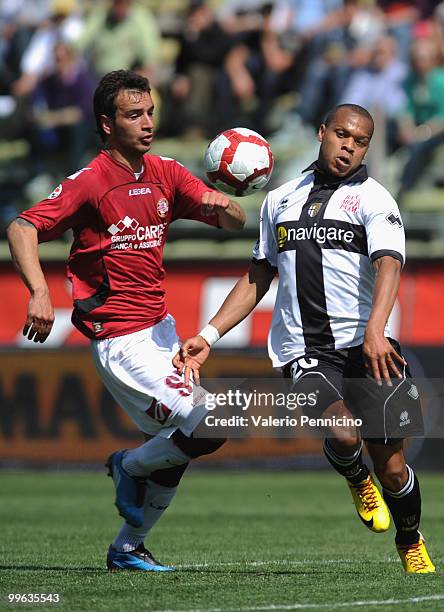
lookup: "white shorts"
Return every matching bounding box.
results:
[90,315,207,438]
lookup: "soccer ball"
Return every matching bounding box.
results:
[204,127,274,196]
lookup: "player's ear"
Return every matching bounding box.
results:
[318,123,326,143]
[100,114,112,137]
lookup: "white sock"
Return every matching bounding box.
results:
[122,436,190,477]
[113,480,177,552]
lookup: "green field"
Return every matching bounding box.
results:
[1,470,443,611]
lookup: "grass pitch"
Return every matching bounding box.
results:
[0,470,443,611]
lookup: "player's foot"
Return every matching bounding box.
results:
[107,544,173,572]
[397,536,436,574]
[106,450,146,528]
[347,474,390,533]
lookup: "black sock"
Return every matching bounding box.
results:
[323,439,369,484]
[383,465,421,546]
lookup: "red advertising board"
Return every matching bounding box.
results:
[1,261,444,347]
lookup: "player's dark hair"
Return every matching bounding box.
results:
[93,69,151,142]
[323,104,374,136]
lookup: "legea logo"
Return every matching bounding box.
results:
[129,187,151,196]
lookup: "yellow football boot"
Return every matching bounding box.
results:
[397,537,436,574]
[348,474,390,533]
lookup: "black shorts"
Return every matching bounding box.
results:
[282,339,424,441]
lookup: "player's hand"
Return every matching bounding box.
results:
[201,191,230,216]
[362,330,406,387]
[23,290,55,343]
[172,335,211,386]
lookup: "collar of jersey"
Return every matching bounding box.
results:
[101,149,146,180]
[303,161,368,186]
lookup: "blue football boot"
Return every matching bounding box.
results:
[107,544,173,572]
[106,450,146,528]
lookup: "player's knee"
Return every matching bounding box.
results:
[374,460,407,490]
[327,430,360,451]
[322,401,359,449]
[172,429,226,459]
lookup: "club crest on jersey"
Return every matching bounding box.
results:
[48,184,62,200]
[157,198,169,218]
[307,202,322,217]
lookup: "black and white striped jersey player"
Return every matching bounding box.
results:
[175,104,435,572]
[255,160,404,369]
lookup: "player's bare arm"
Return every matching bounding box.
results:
[201,190,246,230]
[173,259,275,383]
[363,255,405,385]
[6,218,54,343]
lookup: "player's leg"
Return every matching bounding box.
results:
[110,429,226,566]
[106,432,225,572]
[107,462,188,571]
[345,338,434,568]
[321,400,390,533]
[284,353,389,531]
[92,318,226,570]
[366,439,435,573]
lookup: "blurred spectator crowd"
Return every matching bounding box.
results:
[1,0,444,235]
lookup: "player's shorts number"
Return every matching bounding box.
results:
[290,357,319,381]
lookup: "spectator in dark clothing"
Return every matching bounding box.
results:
[219,3,299,135]
[161,1,233,138]
[32,41,97,173]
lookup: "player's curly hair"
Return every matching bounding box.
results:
[93,69,151,142]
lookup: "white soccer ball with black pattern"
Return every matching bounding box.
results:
[204,128,274,196]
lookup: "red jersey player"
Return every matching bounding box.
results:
[7,70,245,572]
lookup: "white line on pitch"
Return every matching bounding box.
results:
[153,594,444,612]
[174,558,400,569]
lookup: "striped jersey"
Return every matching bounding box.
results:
[252,163,405,367]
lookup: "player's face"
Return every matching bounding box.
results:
[104,89,154,156]
[317,109,373,178]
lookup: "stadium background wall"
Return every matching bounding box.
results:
[1,261,444,468]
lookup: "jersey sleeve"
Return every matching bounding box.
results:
[252,194,278,268]
[169,160,220,228]
[17,172,90,242]
[362,187,405,266]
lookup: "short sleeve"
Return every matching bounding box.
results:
[362,187,405,266]
[170,160,220,228]
[252,194,278,267]
[18,171,90,242]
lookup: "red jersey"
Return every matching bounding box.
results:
[19,151,219,339]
